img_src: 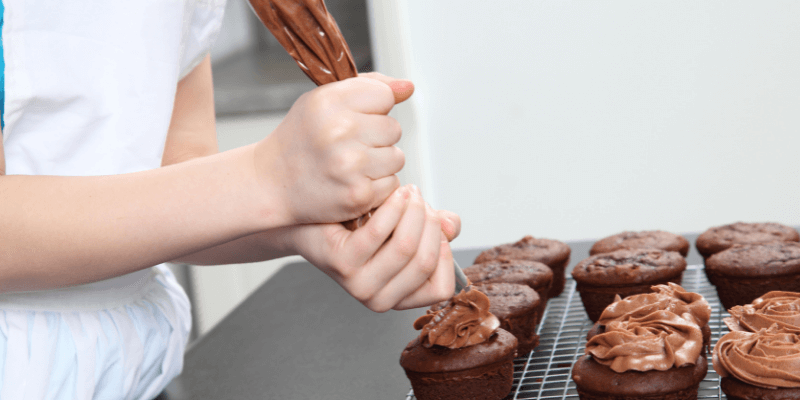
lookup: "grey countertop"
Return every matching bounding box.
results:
[163,235,703,400]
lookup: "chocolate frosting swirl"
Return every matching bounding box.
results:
[413,289,500,349]
[587,283,709,373]
[713,326,800,389]
[725,291,800,333]
[598,283,711,328]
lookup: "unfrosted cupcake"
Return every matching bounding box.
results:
[464,257,552,324]
[571,283,709,400]
[695,222,799,260]
[713,326,800,400]
[572,249,686,322]
[474,236,570,297]
[724,291,800,333]
[705,242,800,310]
[590,230,690,257]
[401,289,516,400]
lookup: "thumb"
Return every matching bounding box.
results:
[359,72,415,104]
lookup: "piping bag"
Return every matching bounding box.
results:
[248,0,470,295]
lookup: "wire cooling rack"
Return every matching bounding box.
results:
[405,264,730,399]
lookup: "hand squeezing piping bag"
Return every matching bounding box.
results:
[248,0,470,295]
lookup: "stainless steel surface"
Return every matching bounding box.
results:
[404,264,728,399]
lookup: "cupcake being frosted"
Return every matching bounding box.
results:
[713,326,800,399]
[400,289,517,400]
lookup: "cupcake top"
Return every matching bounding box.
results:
[597,283,711,329]
[400,328,518,373]
[474,236,570,267]
[696,222,799,259]
[706,242,800,278]
[725,291,800,333]
[473,283,540,320]
[571,249,687,286]
[413,289,500,349]
[464,257,553,293]
[590,230,690,257]
[713,326,800,389]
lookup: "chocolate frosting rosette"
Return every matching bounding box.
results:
[413,289,501,349]
[597,283,711,329]
[725,291,800,333]
[713,325,800,389]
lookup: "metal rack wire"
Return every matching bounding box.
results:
[405,264,730,399]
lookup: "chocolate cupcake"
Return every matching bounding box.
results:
[464,257,553,324]
[474,236,570,297]
[401,289,516,400]
[433,283,542,354]
[705,242,800,310]
[571,249,687,322]
[590,230,690,257]
[586,283,712,352]
[724,291,800,333]
[571,285,709,400]
[713,326,800,400]
[695,221,799,260]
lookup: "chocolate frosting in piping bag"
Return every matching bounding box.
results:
[713,326,800,389]
[586,283,710,373]
[248,0,357,85]
[725,291,800,333]
[413,289,501,349]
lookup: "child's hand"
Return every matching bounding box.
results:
[285,185,461,312]
[255,73,414,225]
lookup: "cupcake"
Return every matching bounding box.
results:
[432,282,541,354]
[586,283,712,352]
[705,242,800,310]
[713,326,800,400]
[724,291,800,333]
[400,289,517,400]
[571,249,687,322]
[474,236,570,297]
[464,257,553,324]
[695,222,799,260]
[571,284,709,400]
[590,230,690,257]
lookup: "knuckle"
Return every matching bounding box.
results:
[416,251,439,276]
[394,236,419,260]
[365,299,392,313]
[350,285,375,304]
[387,118,402,143]
[329,149,363,177]
[392,146,406,170]
[347,182,373,207]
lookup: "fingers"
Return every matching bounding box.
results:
[359,72,415,104]
[436,210,461,242]
[345,186,427,309]
[337,77,395,115]
[367,175,401,210]
[357,114,402,147]
[345,185,411,266]
[364,146,404,180]
[392,236,455,310]
[362,201,445,313]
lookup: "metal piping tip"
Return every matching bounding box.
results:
[453,259,471,295]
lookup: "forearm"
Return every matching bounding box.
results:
[0,144,289,292]
[173,227,297,266]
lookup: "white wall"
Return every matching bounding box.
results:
[368,0,800,249]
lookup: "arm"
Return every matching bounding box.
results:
[0,60,400,292]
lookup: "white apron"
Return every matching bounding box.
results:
[0,0,225,398]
